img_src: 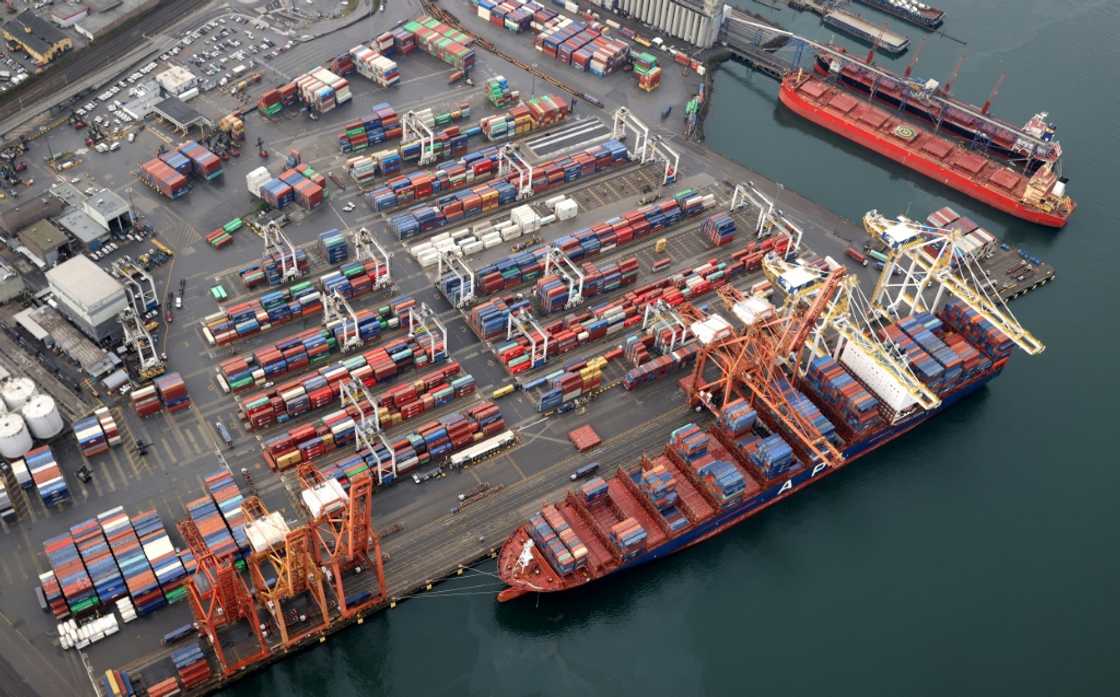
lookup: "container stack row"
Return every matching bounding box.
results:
[316,401,505,485]
[621,342,698,390]
[402,16,476,71]
[257,165,325,210]
[154,372,190,413]
[139,159,189,199]
[291,67,352,114]
[205,468,250,557]
[70,517,126,606]
[259,364,470,470]
[28,446,68,507]
[805,356,880,436]
[205,216,243,249]
[534,16,631,77]
[72,407,121,458]
[202,281,320,346]
[129,385,162,418]
[534,256,639,315]
[388,140,629,239]
[609,517,647,558]
[97,507,164,616]
[338,101,401,154]
[536,361,603,411]
[216,299,414,392]
[171,642,212,691]
[347,147,403,186]
[178,140,223,181]
[42,533,95,617]
[480,94,569,141]
[241,339,450,431]
[368,146,501,213]
[703,212,736,247]
[133,508,188,604]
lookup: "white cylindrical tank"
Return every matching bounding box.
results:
[0,413,33,459]
[2,377,37,411]
[22,394,64,440]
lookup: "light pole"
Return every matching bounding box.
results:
[530,63,537,97]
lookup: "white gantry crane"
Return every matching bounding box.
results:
[542,247,585,310]
[641,299,692,353]
[730,181,801,257]
[759,254,942,418]
[111,258,159,317]
[507,308,549,368]
[401,109,437,166]
[262,220,303,283]
[322,288,365,352]
[338,378,397,484]
[436,246,475,308]
[407,302,448,364]
[497,143,534,200]
[119,307,165,380]
[351,226,392,289]
[611,107,680,186]
[862,210,1045,355]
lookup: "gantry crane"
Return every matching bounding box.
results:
[862,210,1045,355]
[401,109,437,166]
[241,496,331,647]
[497,143,534,200]
[118,307,165,380]
[111,258,159,316]
[351,226,392,289]
[178,519,270,676]
[322,288,365,352]
[296,465,386,619]
[612,107,680,186]
[754,255,942,418]
[262,220,303,283]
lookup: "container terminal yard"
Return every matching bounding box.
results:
[0,1,1058,695]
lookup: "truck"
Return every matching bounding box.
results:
[570,462,601,481]
[214,420,233,448]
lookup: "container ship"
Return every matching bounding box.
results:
[497,222,1043,601]
[813,48,1060,172]
[852,0,945,30]
[778,70,1075,227]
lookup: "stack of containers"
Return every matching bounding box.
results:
[898,313,965,389]
[805,356,880,435]
[187,493,238,560]
[535,362,602,411]
[639,464,678,510]
[779,380,839,444]
[132,508,188,604]
[318,228,350,263]
[171,642,212,690]
[329,51,355,77]
[480,95,568,141]
[154,372,190,413]
[338,102,401,153]
[28,446,68,507]
[72,408,121,457]
[580,476,609,503]
[608,517,647,558]
[201,281,321,346]
[205,468,250,557]
[544,504,590,569]
[703,212,736,247]
[38,570,69,619]
[468,296,529,341]
[216,298,412,392]
[347,155,378,186]
[98,507,165,616]
[71,518,127,605]
[242,341,450,431]
[399,122,478,164]
[251,246,311,287]
[258,178,295,209]
[257,88,283,116]
[402,16,476,71]
[43,533,96,616]
[370,55,400,86]
[351,45,378,80]
[293,177,324,209]
[880,322,946,389]
[719,399,757,438]
[206,217,243,249]
[621,343,699,390]
[749,434,796,480]
[293,67,352,113]
[147,677,181,697]
[139,159,189,199]
[485,75,518,108]
[672,425,751,509]
[633,51,661,91]
[373,31,398,55]
[129,385,161,418]
[526,511,575,575]
[178,141,223,181]
[158,150,191,176]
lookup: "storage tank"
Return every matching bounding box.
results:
[0,413,33,459]
[22,394,64,440]
[1,377,37,411]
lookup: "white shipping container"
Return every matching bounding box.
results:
[462,241,485,256]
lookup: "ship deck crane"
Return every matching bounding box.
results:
[296,465,386,619]
[756,255,942,417]
[241,497,331,647]
[118,307,165,380]
[178,519,270,676]
[262,220,303,283]
[863,210,1045,355]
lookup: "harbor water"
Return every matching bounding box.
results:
[224,0,1119,694]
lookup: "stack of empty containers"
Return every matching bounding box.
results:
[805,356,880,435]
[609,517,647,558]
[205,468,250,557]
[318,228,349,263]
[130,384,162,418]
[28,446,68,507]
[71,518,127,606]
[139,159,189,199]
[154,372,190,413]
[403,16,475,71]
[98,507,164,616]
[171,642,212,690]
[133,508,188,604]
[178,141,223,181]
[72,407,121,457]
[43,533,97,617]
[703,212,736,247]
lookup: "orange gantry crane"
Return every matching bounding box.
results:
[241,496,332,647]
[683,266,847,471]
[177,519,271,677]
[297,464,387,619]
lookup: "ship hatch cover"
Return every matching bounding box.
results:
[987,168,1021,190]
[800,79,828,99]
[827,91,858,113]
[857,107,888,129]
[951,150,987,175]
[920,137,953,159]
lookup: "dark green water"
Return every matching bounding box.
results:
[227,1,1119,694]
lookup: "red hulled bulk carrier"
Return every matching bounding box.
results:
[777,70,1075,228]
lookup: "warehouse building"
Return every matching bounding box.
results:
[18,220,70,267]
[2,11,73,66]
[605,0,724,47]
[0,196,66,237]
[75,0,154,42]
[50,5,90,28]
[83,189,132,235]
[0,261,25,304]
[156,65,198,97]
[56,207,110,252]
[45,255,126,343]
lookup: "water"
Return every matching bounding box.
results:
[226,1,1119,694]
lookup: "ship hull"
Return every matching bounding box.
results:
[852,0,944,29]
[777,78,1070,228]
[499,361,1004,599]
